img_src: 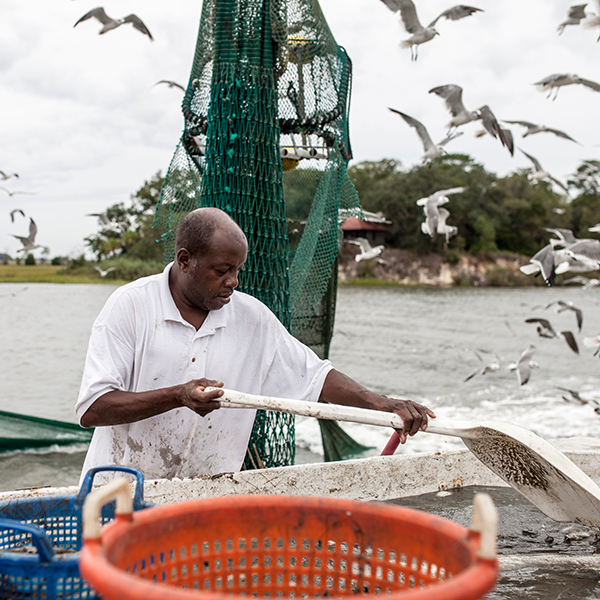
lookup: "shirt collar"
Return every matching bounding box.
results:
[160,261,229,333]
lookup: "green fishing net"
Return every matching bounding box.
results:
[153,0,364,468]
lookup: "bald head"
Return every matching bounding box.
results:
[175,208,247,257]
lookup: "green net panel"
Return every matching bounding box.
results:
[154,0,363,469]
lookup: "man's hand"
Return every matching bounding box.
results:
[320,369,436,444]
[374,396,436,444]
[179,379,224,416]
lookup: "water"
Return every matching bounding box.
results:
[1,282,600,492]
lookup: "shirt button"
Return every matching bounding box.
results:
[191,357,196,362]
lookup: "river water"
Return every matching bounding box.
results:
[1,282,600,492]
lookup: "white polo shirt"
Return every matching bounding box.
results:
[76,263,333,481]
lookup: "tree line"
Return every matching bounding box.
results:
[80,153,600,279]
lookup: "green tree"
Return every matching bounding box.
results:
[86,172,166,261]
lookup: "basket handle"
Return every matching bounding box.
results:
[82,477,133,540]
[0,519,54,563]
[76,466,145,509]
[469,493,498,560]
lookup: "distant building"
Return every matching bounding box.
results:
[340,210,391,246]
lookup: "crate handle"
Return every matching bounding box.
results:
[469,493,498,560]
[76,466,145,509]
[82,477,133,540]
[0,518,54,563]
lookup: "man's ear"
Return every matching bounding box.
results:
[176,248,192,271]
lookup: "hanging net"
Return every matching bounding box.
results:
[153,0,363,469]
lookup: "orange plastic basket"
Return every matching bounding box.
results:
[80,479,498,600]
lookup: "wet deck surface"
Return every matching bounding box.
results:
[389,486,600,599]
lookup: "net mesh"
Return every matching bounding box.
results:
[154,0,362,469]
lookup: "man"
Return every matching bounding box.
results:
[76,207,434,481]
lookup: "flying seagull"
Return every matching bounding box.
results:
[502,120,579,144]
[525,317,579,354]
[9,208,25,223]
[416,186,467,240]
[464,351,502,382]
[93,265,117,278]
[520,243,558,286]
[87,212,128,234]
[509,345,537,385]
[557,4,589,34]
[0,171,19,181]
[0,186,35,197]
[389,108,463,161]
[11,218,47,253]
[429,84,514,156]
[534,73,600,100]
[74,7,153,41]
[562,275,600,288]
[154,80,185,92]
[520,149,569,193]
[539,300,583,332]
[428,84,480,131]
[378,0,483,60]
[346,237,385,262]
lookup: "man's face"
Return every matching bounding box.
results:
[181,228,247,312]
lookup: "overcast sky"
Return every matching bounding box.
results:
[1,0,599,258]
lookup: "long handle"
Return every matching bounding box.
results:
[211,388,457,437]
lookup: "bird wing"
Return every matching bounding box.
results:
[502,119,537,129]
[438,130,464,147]
[28,218,37,243]
[377,0,403,12]
[428,5,483,28]
[567,239,600,261]
[155,80,185,91]
[557,304,583,331]
[529,243,556,285]
[429,85,469,118]
[74,7,112,27]
[431,186,468,200]
[548,175,569,193]
[544,227,577,245]
[516,345,536,385]
[123,14,154,40]
[396,0,425,34]
[520,149,543,172]
[9,209,25,222]
[525,317,556,335]
[388,108,435,152]
[559,331,580,354]
[577,77,600,92]
[346,238,371,253]
[543,127,579,143]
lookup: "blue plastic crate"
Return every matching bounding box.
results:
[0,465,150,599]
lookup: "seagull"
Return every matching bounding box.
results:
[436,207,458,243]
[519,244,557,286]
[477,106,514,156]
[534,73,600,100]
[464,351,502,382]
[562,275,600,288]
[556,387,600,410]
[9,208,25,223]
[540,300,583,331]
[93,265,117,278]
[74,7,153,41]
[0,171,19,181]
[0,186,35,197]
[154,80,185,92]
[378,1,483,60]
[389,108,463,161]
[564,238,600,270]
[501,120,579,144]
[428,84,480,131]
[87,212,128,234]
[346,237,385,262]
[557,4,589,34]
[428,84,514,156]
[545,227,580,247]
[10,218,46,253]
[525,317,579,354]
[508,345,537,385]
[520,149,569,193]
[416,186,467,240]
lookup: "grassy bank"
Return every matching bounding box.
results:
[0,265,128,284]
